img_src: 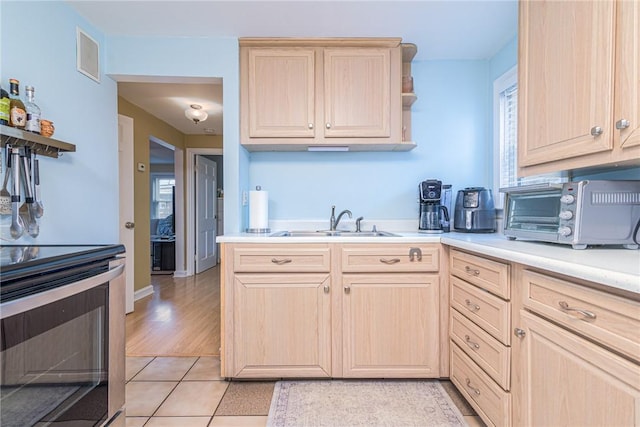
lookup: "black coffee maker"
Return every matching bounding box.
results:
[419,180,451,233]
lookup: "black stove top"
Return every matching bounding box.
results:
[0,244,125,303]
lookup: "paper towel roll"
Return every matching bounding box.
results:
[249,189,269,231]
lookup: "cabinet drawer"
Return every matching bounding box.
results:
[341,244,439,273]
[451,342,511,427]
[522,269,640,362]
[450,309,511,390]
[450,249,510,299]
[233,245,330,273]
[451,276,511,345]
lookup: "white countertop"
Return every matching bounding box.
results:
[218,228,640,295]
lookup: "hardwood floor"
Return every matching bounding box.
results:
[125,266,221,357]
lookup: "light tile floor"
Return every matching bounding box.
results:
[126,356,267,427]
[125,356,484,427]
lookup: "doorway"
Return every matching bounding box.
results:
[186,148,223,276]
[149,139,177,275]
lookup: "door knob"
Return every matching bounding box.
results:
[125,222,135,229]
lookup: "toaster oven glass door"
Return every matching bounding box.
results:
[505,191,561,233]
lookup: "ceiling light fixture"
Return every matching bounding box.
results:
[185,104,208,124]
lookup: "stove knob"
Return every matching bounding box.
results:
[559,210,573,220]
[560,194,575,204]
[558,226,572,237]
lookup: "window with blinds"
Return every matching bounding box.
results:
[151,175,175,219]
[498,81,518,189]
[493,66,565,207]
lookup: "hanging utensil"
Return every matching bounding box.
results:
[0,147,12,215]
[32,153,43,218]
[20,147,39,238]
[9,147,24,239]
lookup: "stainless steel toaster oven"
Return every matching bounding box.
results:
[501,180,640,249]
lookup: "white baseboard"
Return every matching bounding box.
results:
[173,270,189,278]
[134,285,154,301]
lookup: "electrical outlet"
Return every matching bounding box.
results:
[242,190,248,206]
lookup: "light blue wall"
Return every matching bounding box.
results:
[104,35,247,233]
[490,37,518,82]
[1,1,119,244]
[249,60,493,221]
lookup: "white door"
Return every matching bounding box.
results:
[118,114,135,314]
[195,155,217,273]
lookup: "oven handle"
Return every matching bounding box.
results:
[1,264,125,319]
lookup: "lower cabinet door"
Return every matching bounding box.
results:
[233,273,332,378]
[515,311,640,426]
[342,273,440,377]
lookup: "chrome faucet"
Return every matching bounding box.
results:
[329,205,352,231]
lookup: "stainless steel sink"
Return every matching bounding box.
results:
[270,230,398,237]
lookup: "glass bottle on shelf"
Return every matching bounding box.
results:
[0,82,9,126]
[24,85,41,134]
[8,79,26,129]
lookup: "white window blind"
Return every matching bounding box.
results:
[493,66,565,207]
[498,82,518,189]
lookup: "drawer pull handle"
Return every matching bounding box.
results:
[380,258,401,264]
[271,258,292,265]
[558,301,597,320]
[465,378,481,396]
[465,266,480,276]
[465,299,480,312]
[464,335,480,350]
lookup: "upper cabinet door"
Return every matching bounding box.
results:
[615,0,640,150]
[518,0,616,167]
[324,48,391,138]
[247,48,316,138]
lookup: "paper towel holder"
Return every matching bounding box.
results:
[246,185,271,234]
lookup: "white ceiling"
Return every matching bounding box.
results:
[69,0,518,136]
[118,80,223,135]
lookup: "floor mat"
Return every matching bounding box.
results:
[267,380,466,427]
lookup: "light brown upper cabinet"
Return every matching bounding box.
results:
[246,48,316,139]
[240,38,415,152]
[518,0,640,176]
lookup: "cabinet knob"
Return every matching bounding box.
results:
[125,222,135,229]
[326,123,331,129]
[590,126,603,136]
[308,123,314,129]
[344,286,351,294]
[514,328,526,339]
[616,119,630,130]
[324,285,330,294]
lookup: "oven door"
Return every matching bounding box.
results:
[502,184,563,241]
[0,263,124,427]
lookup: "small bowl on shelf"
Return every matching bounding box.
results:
[40,119,55,138]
